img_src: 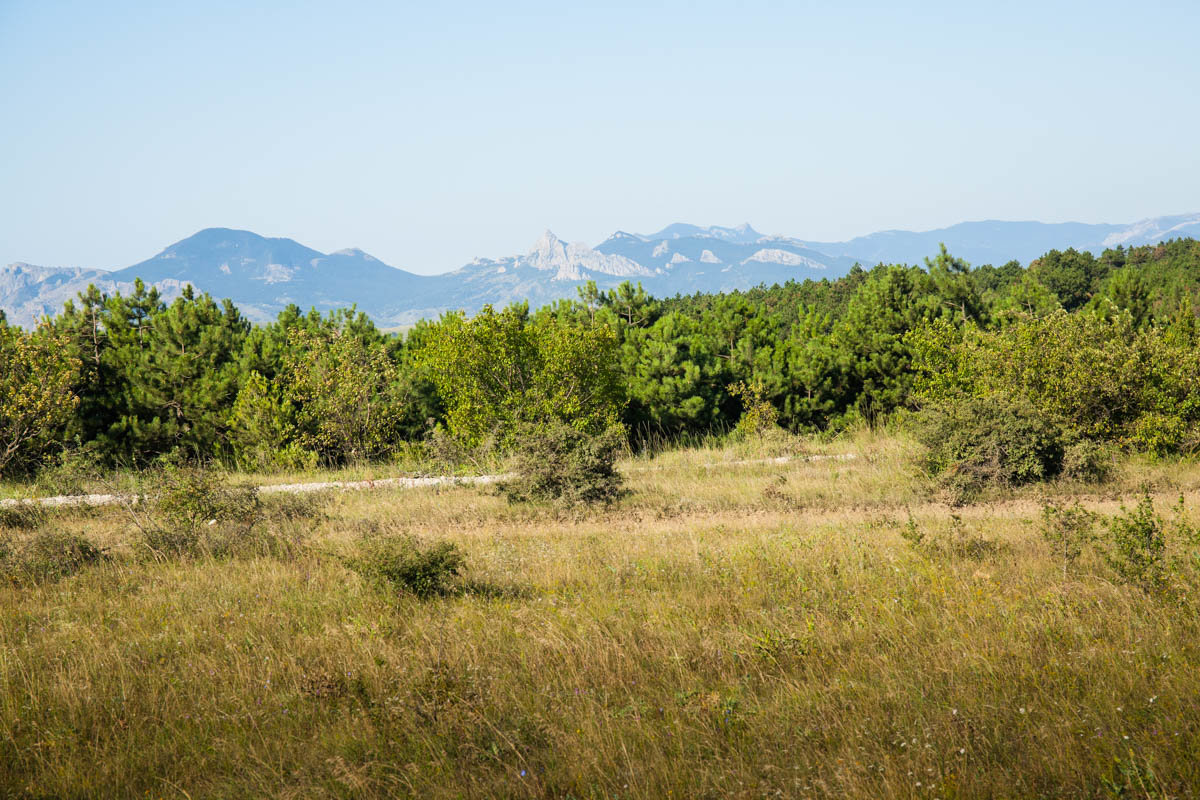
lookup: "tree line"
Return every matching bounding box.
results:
[2,238,1199,478]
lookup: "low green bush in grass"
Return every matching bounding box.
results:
[351,535,466,598]
[913,395,1068,500]
[500,421,627,508]
[0,529,104,585]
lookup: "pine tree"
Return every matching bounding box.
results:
[108,286,248,461]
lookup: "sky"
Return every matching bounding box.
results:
[2,1,1198,276]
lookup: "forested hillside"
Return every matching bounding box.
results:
[3,238,1199,477]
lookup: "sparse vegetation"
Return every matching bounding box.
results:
[33,441,106,496]
[1040,501,1097,574]
[0,502,48,532]
[728,378,780,439]
[0,528,105,585]
[132,460,261,558]
[2,436,1200,798]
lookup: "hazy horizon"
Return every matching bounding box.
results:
[3,0,1198,275]
[11,212,1200,277]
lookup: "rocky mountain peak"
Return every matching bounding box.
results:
[521,231,651,282]
[527,230,566,263]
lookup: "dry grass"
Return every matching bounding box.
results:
[2,432,1199,799]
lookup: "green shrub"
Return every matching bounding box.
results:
[229,370,302,471]
[914,395,1066,500]
[418,306,624,452]
[136,462,260,558]
[1104,494,1167,591]
[0,529,104,585]
[728,379,780,439]
[1127,412,1193,459]
[899,514,925,550]
[276,443,320,472]
[500,421,627,508]
[423,424,489,474]
[0,327,81,479]
[909,312,1200,453]
[1038,495,1198,587]
[1060,439,1116,483]
[282,328,406,465]
[352,535,466,598]
[35,443,105,496]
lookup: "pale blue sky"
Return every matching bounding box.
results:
[2,0,1197,275]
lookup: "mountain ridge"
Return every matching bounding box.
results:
[4,214,1198,328]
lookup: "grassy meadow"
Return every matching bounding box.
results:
[3,431,1200,799]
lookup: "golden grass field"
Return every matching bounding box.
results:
[3,431,1199,799]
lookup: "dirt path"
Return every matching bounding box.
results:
[0,453,856,509]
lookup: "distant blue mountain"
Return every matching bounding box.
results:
[3,214,1198,328]
[799,214,1200,267]
[108,228,432,321]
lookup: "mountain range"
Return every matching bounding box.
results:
[4,213,1199,328]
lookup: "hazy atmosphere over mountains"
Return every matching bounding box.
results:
[3,213,1198,328]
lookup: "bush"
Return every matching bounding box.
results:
[1097,494,1200,591]
[1099,494,1166,587]
[909,313,1200,455]
[352,535,466,598]
[283,328,406,465]
[1037,495,1198,588]
[0,327,81,479]
[914,395,1066,500]
[136,462,260,558]
[728,379,780,439]
[229,370,309,471]
[0,529,104,585]
[1060,439,1116,483]
[1104,494,1167,591]
[0,503,49,531]
[418,307,624,452]
[152,463,258,533]
[1127,412,1194,459]
[274,443,320,472]
[423,424,495,474]
[500,421,627,508]
[35,442,105,496]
